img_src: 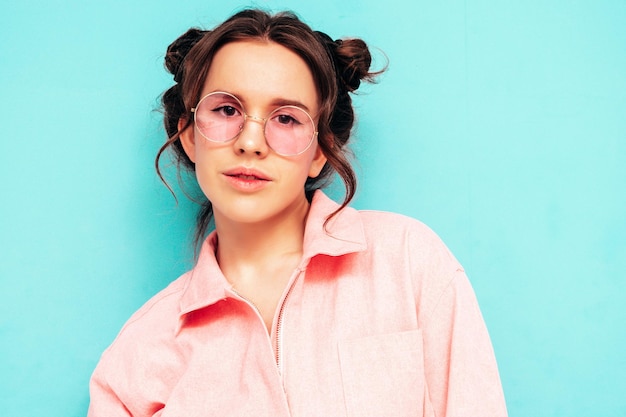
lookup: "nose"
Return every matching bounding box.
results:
[233,114,269,156]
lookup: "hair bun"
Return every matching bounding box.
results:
[334,38,373,92]
[165,28,208,82]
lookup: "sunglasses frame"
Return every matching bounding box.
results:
[191,91,318,157]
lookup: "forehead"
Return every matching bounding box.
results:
[202,40,319,111]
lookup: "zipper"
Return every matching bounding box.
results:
[229,287,276,355]
[229,268,301,375]
[274,269,301,374]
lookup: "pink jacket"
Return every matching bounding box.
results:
[88,191,507,416]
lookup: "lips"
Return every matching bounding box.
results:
[223,167,271,181]
[234,174,262,180]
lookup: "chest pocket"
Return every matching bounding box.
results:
[338,330,425,417]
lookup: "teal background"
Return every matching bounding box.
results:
[1,1,624,416]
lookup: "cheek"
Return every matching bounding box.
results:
[193,136,227,166]
[292,152,318,179]
[191,143,222,195]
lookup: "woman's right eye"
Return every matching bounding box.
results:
[213,105,240,117]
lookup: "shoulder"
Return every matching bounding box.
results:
[89,272,193,408]
[101,272,191,357]
[354,209,473,327]
[125,273,188,329]
[357,209,432,236]
[355,209,465,308]
[357,209,462,270]
[309,192,462,275]
[92,271,192,376]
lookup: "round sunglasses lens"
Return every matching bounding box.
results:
[265,106,315,155]
[194,93,244,142]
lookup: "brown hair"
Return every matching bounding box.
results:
[156,9,381,249]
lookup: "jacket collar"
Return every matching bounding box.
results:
[301,190,367,261]
[178,190,367,317]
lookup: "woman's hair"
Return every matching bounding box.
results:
[157,8,381,248]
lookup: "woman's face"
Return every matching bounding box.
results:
[180,40,327,227]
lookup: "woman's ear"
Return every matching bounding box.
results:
[308,142,328,178]
[178,118,196,163]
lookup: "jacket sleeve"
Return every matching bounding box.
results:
[87,360,133,417]
[87,348,168,417]
[421,269,508,417]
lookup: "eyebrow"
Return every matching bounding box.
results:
[269,98,312,113]
[208,89,313,113]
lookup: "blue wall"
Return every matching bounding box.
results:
[1,1,624,416]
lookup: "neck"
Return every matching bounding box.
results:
[213,196,310,279]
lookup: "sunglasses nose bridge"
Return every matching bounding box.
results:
[236,113,269,154]
[244,114,267,126]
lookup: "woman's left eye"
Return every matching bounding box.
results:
[277,114,295,124]
[218,105,239,117]
[274,113,303,126]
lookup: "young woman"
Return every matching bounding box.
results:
[88,9,508,417]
